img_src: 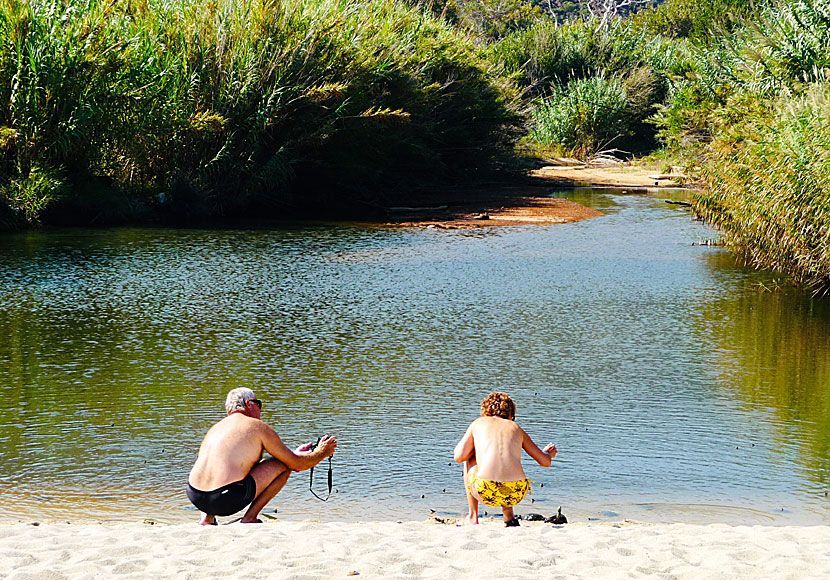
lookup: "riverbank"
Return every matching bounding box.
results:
[2,519,827,579]
[379,162,690,228]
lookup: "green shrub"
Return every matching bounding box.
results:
[0,165,66,223]
[696,83,830,290]
[491,19,653,94]
[494,17,687,156]
[631,0,761,41]
[456,0,542,40]
[531,74,629,156]
[0,0,522,225]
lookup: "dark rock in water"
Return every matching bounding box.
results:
[547,506,567,525]
[524,513,545,521]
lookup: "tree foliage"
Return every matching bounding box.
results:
[0,0,522,226]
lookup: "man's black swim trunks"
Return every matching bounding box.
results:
[186,475,256,516]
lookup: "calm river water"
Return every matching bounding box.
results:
[1,189,828,525]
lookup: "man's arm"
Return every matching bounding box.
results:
[260,423,337,472]
[521,428,556,467]
[453,425,475,463]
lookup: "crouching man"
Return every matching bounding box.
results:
[187,387,336,525]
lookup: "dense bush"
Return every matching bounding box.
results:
[531,74,629,156]
[492,18,682,155]
[697,84,830,289]
[0,0,522,226]
[683,0,830,290]
[630,0,760,41]
[456,0,542,40]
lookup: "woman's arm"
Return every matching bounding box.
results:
[453,425,475,463]
[521,428,556,467]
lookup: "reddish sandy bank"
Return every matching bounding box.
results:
[380,164,689,229]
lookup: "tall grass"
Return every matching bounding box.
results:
[0,0,521,226]
[531,74,629,157]
[683,0,830,291]
[697,84,830,290]
[493,18,686,157]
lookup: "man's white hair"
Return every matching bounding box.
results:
[225,387,256,414]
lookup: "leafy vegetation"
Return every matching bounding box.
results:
[1,0,828,292]
[499,17,685,154]
[531,74,630,156]
[686,0,830,291]
[0,0,521,226]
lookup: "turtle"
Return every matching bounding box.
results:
[546,506,567,525]
[523,513,545,522]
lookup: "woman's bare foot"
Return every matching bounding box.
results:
[460,514,479,526]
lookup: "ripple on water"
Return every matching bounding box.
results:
[0,192,829,524]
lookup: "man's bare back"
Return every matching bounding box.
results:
[187,388,336,525]
[190,413,282,490]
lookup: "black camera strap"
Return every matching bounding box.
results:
[309,456,332,502]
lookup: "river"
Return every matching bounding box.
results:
[0,188,828,525]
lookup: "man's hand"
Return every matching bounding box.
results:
[317,435,337,458]
[295,441,315,455]
[543,443,557,458]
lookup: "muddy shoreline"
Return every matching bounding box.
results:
[377,163,691,229]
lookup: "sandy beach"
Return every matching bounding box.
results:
[2,519,828,579]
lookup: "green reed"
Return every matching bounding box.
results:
[492,18,686,157]
[530,74,629,157]
[680,0,830,291]
[696,84,830,291]
[0,0,521,226]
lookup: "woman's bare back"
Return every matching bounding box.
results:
[468,416,526,481]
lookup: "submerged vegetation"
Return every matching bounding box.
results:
[1,0,829,292]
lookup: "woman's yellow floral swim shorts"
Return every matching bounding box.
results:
[469,474,531,508]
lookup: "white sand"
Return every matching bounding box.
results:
[1,519,828,579]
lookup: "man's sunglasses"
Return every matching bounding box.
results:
[250,399,262,410]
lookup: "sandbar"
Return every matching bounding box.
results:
[380,162,690,229]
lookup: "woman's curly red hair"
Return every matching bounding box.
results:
[480,392,515,420]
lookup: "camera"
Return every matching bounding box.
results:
[308,436,323,451]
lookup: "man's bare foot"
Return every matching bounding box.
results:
[199,515,217,526]
[240,517,263,524]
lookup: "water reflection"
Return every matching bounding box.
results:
[0,192,828,524]
[699,255,830,488]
